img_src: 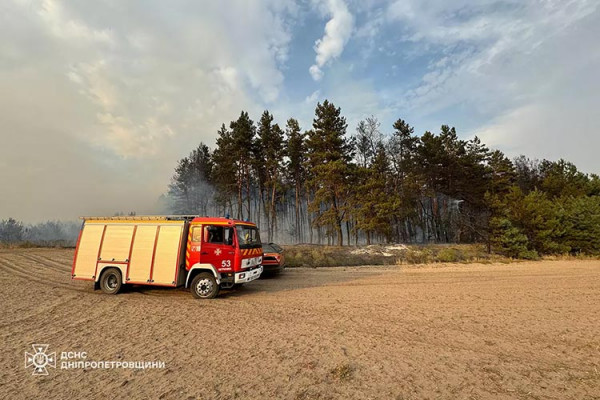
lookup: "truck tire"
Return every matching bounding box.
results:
[100,268,122,295]
[190,272,220,299]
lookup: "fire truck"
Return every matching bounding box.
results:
[71,216,263,299]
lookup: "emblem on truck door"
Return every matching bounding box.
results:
[214,248,222,256]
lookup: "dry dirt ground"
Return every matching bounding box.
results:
[1,248,599,400]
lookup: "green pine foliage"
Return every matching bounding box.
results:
[284,118,306,242]
[488,217,535,259]
[561,196,600,254]
[161,100,600,258]
[305,100,354,246]
[256,111,285,242]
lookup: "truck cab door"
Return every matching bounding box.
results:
[199,225,235,273]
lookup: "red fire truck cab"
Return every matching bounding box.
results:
[71,216,263,299]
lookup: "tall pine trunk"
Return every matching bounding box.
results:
[245,164,251,220]
[270,181,277,242]
[295,181,301,243]
[237,175,243,220]
[306,191,313,244]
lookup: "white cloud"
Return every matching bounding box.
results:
[475,95,598,174]
[381,0,600,171]
[385,0,599,117]
[304,89,320,104]
[309,65,324,81]
[309,0,354,80]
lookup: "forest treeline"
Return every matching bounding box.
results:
[0,219,80,247]
[165,100,600,258]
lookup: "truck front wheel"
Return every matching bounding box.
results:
[190,272,219,299]
[99,268,122,295]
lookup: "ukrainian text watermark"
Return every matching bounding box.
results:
[25,344,165,376]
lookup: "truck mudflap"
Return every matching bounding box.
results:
[235,266,263,283]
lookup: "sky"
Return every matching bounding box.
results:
[1,0,599,222]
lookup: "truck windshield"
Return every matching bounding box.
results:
[236,225,261,249]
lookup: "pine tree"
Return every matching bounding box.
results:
[168,143,214,214]
[513,155,542,193]
[212,124,238,215]
[562,196,600,254]
[505,188,567,254]
[484,150,517,252]
[457,136,491,242]
[487,150,516,196]
[352,143,399,243]
[229,111,256,219]
[285,118,306,242]
[539,159,589,198]
[488,217,534,259]
[305,100,353,246]
[256,110,284,241]
[388,118,420,241]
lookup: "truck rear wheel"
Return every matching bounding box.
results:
[190,272,219,299]
[100,268,122,295]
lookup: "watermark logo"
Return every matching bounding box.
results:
[24,343,165,376]
[25,344,56,376]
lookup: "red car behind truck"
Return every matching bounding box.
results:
[71,216,263,299]
[261,242,285,274]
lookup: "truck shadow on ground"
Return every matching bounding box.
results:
[122,267,387,299]
[216,267,386,298]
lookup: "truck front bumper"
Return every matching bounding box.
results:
[235,266,263,283]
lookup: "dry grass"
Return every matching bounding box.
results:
[330,363,354,381]
[284,245,396,268]
[283,243,600,268]
[284,243,512,268]
[0,241,74,249]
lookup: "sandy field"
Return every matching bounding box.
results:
[1,248,599,399]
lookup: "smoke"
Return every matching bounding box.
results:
[0,219,81,246]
